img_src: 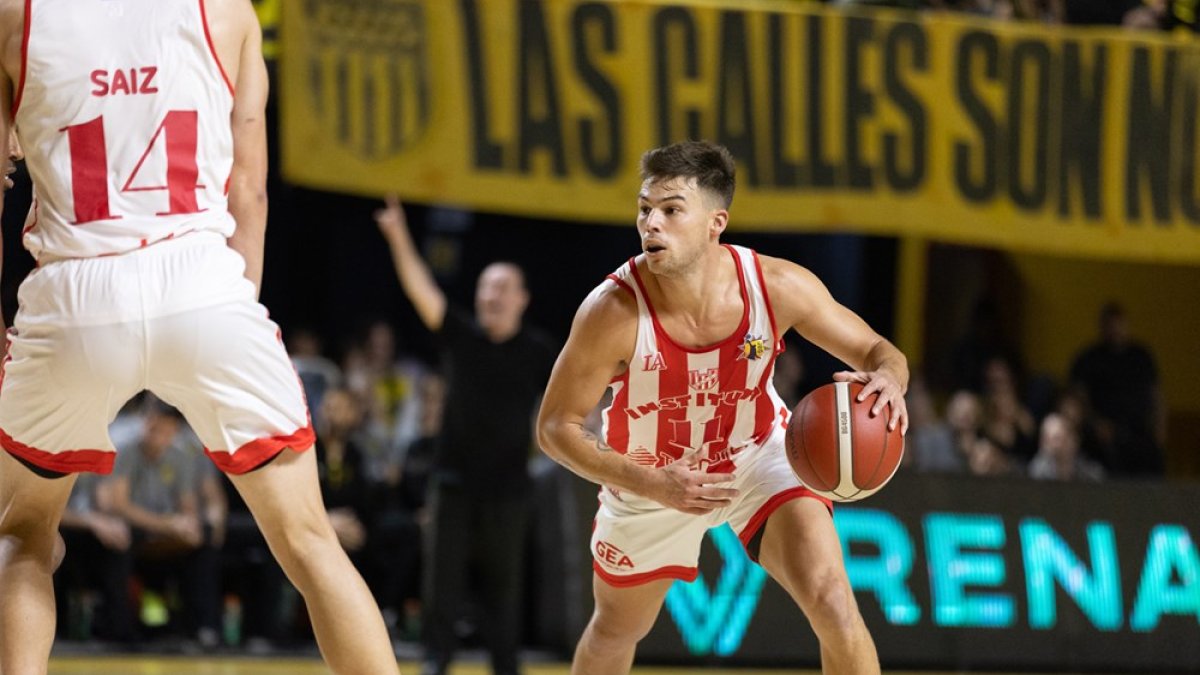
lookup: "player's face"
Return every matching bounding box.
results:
[475,263,528,334]
[636,177,724,277]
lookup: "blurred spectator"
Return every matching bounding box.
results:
[946,390,984,467]
[219,484,288,649]
[1055,387,1106,471]
[343,320,427,483]
[55,474,137,643]
[109,399,222,646]
[373,373,444,639]
[287,327,343,421]
[904,376,964,473]
[968,437,1021,476]
[1029,413,1105,481]
[980,357,1037,464]
[1069,302,1165,477]
[374,197,558,675]
[315,387,372,557]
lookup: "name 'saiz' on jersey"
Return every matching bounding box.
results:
[14,0,237,262]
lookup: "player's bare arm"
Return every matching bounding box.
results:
[0,0,21,337]
[761,254,910,433]
[372,195,447,331]
[537,281,739,515]
[213,0,270,295]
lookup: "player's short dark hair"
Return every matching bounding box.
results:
[640,140,736,208]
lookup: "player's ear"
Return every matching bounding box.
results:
[709,208,728,239]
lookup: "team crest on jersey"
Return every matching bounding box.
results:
[688,368,720,391]
[303,0,430,157]
[738,334,768,360]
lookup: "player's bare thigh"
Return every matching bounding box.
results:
[755,496,848,595]
[590,574,674,637]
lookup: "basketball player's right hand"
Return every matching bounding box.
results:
[652,459,738,515]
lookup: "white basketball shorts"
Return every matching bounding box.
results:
[0,231,313,475]
[590,428,831,587]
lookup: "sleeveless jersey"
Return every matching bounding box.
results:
[602,245,790,475]
[13,0,236,262]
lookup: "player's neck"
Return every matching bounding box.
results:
[648,245,734,315]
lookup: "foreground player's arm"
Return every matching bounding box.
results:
[537,283,738,515]
[222,0,270,296]
[763,255,910,433]
[0,1,17,340]
[373,196,446,331]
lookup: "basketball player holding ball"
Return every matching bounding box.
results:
[537,140,908,675]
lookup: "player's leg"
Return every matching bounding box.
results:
[573,575,673,675]
[0,298,140,673]
[145,265,400,675]
[757,497,879,675]
[0,453,78,675]
[226,450,400,675]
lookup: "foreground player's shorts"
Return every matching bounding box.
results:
[0,231,312,475]
[590,429,831,586]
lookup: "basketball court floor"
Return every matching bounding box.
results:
[45,657,1086,675]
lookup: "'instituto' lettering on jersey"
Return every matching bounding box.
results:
[602,245,790,475]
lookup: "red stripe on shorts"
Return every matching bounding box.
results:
[593,561,699,588]
[738,486,833,550]
[0,427,114,474]
[205,424,315,474]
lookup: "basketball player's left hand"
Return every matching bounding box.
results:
[833,370,908,434]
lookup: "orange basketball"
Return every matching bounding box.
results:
[785,381,905,502]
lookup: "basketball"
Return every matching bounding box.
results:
[785,381,905,502]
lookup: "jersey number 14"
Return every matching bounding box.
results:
[62,110,206,224]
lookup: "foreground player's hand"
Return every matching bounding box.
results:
[834,369,909,434]
[651,459,739,515]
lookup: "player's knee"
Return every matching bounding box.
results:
[266,515,338,578]
[797,569,859,634]
[587,610,654,650]
[0,517,60,567]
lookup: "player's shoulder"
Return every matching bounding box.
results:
[755,252,822,290]
[569,273,639,337]
[199,0,260,35]
[586,275,639,319]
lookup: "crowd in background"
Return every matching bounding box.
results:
[903,301,1164,483]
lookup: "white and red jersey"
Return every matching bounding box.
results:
[602,245,791,475]
[13,0,236,262]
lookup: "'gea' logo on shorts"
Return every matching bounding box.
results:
[595,541,635,569]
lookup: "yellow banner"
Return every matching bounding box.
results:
[281,0,1200,263]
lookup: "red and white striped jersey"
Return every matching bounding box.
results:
[602,245,791,475]
[13,0,236,262]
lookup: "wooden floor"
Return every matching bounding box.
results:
[44,656,1071,675]
[46,659,818,675]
